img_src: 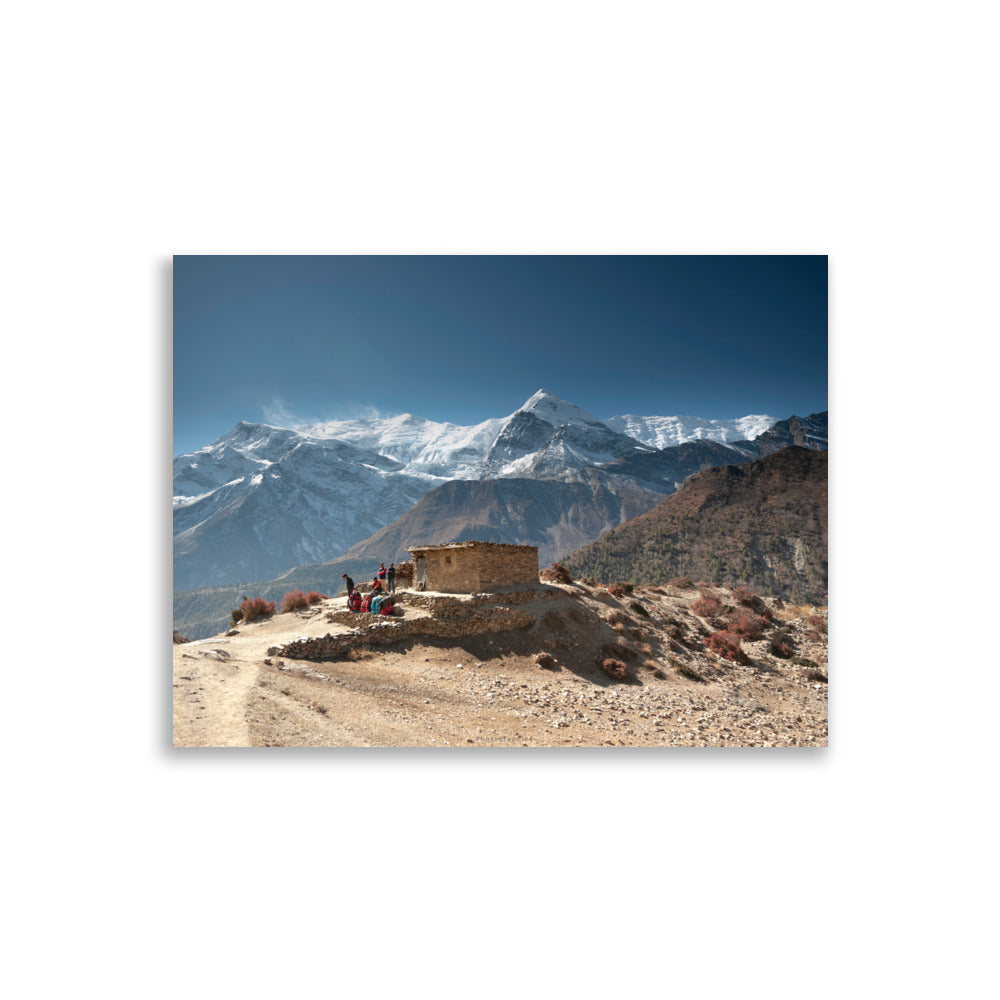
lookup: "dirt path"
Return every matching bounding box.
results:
[173,602,352,747]
[173,587,829,749]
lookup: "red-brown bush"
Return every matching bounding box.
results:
[540,562,574,584]
[729,612,769,640]
[770,633,794,658]
[692,593,723,617]
[281,590,310,613]
[306,591,323,605]
[706,630,750,664]
[600,658,629,681]
[607,583,627,597]
[240,596,277,623]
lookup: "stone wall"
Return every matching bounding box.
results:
[408,542,538,593]
[273,605,535,662]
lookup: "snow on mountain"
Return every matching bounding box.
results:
[603,413,776,450]
[306,412,505,480]
[174,390,810,592]
[517,388,605,428]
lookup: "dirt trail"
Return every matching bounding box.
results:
[173,585,829,749]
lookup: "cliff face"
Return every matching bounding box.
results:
[564,447,828,604]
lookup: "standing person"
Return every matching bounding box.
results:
[378,563,387,586]
[342,573,354,604]
[387,562,396,594]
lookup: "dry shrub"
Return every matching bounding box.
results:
[629,600,650,618]
[729,612,769,641]
[281,590,310,613]
[805,667,828,683]
[240,596,276,623]
[306,591,323,604]
[607,583,627,598]
[600,658,629,681]
[534,652,558,670]
[692,593,723,617]
[540,562,574,584]
[770,632,795,658]
[641,642,653,656]
[670,577,696,589]
[612,622,627,634]
[706,630,750,664]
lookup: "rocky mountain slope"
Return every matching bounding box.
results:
[565,446,828,603]
[174,390,802,591]
[174,577,828,748]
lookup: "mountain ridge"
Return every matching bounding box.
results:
[174,389,826,598]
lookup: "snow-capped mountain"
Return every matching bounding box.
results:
[603,412,776,450]
[174,389,814,592]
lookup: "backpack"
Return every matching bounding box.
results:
[371,594,384,614]
[380,599,394,616]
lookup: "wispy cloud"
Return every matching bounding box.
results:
[260,397,400,430]
[260,397,311,430]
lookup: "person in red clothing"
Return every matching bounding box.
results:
[378,563,387,584]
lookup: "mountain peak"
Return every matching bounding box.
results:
[517,389,601,427]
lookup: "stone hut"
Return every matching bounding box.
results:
[406,541,538,593]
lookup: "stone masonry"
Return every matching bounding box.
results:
[407,541,538,593]
[271,586,563,663]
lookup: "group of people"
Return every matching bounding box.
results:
[342,562,397,615]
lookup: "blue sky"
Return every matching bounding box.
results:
[173,254,827,456]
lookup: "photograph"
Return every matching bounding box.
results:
[173,253,828,748]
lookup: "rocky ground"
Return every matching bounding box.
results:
[173,581,828,748]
